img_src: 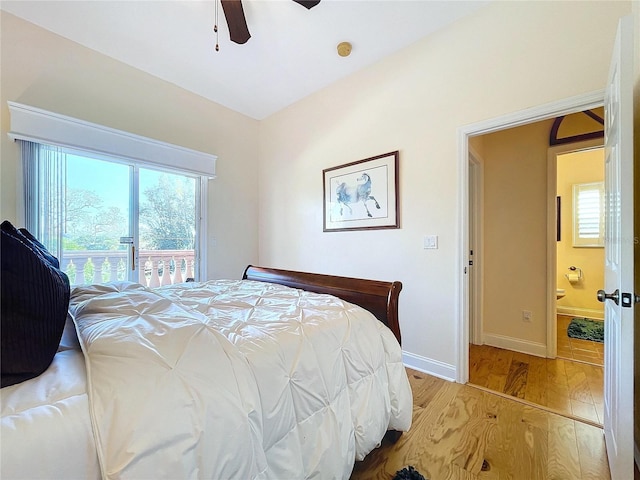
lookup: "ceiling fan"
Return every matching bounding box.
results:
[219,0,321,45]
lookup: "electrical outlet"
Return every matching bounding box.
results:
[522,310,532,322]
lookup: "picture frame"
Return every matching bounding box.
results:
[323,151,399,232]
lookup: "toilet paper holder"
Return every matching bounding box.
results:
[565,266,583,282]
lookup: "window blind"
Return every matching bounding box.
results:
[573,182,604,247]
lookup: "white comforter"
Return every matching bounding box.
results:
[70,279,412,479]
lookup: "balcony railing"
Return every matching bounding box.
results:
[61,250,196,288]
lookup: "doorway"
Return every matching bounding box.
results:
[458,92,607,424]
[554,146,605,367]
[460,18,635,477]
[466,133,606,425]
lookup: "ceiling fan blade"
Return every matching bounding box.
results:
[292,0,320,9]
[221,0,251,44]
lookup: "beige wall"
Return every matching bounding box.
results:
[481,120,553,348]
[556,148,605,317]
[0,12,260,280]
[259,1,631,371]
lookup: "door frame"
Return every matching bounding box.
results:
[456,89,604,383]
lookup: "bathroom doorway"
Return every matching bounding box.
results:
[554,146,605,367]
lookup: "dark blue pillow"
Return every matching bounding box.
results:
[1,221,70,388]
[18,227,60,269]
[0,221,60,269]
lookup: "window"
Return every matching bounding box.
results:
[573,181,604,247]
[9,102,216,287]
[23,143,204,287]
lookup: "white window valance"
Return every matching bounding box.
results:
[7,101,216,178]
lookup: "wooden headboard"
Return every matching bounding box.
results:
[242,265,403,345]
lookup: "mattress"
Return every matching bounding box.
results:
[0,347,101,479]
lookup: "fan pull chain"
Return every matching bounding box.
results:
[213,0,220,51]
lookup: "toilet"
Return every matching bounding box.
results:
[557,288,566,300]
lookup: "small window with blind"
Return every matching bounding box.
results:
[572,181,604,247]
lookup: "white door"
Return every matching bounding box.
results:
[600,15,634,480]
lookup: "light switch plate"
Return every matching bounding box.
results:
[423,235,438,249]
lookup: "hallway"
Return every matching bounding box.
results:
[468,316,604,425]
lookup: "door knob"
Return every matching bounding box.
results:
[597,289,619,305]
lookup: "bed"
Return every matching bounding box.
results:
[1,264,412,479]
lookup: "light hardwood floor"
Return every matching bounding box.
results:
[351,368,610,479]
[468,315,605,425]
[468,344,604,425]
[556,315,604,366]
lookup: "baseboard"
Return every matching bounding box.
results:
[482,333,547,358]
[557,306,604,321]
[402,351,456,382]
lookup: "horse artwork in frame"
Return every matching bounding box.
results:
[323,151,399,232]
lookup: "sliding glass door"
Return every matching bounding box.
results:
[138,168,197,286]
[27,145,202,287]
[63,154,132,285]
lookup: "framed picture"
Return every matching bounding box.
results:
[323,151,399,232]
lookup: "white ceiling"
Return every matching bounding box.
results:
[1,0,488,120]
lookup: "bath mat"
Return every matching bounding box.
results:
[567,317,604,343]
